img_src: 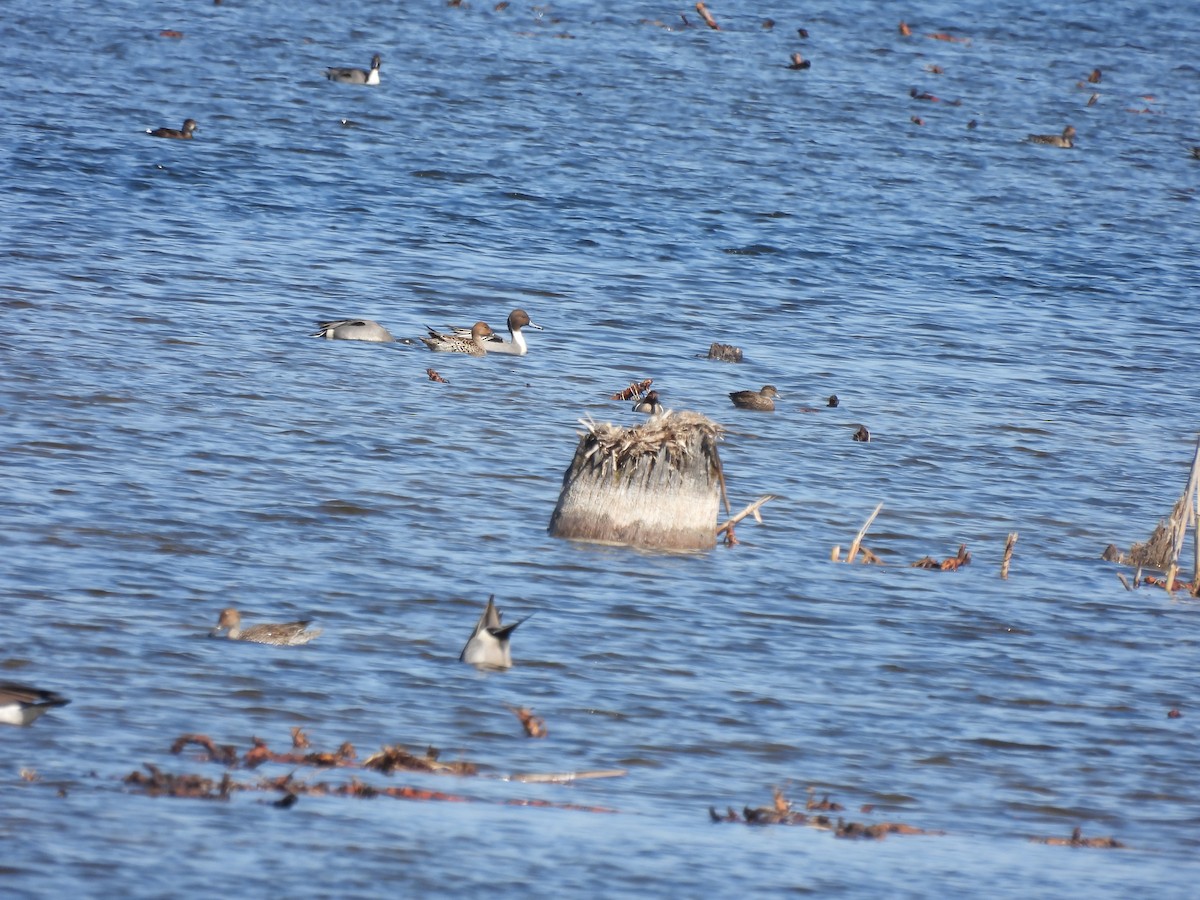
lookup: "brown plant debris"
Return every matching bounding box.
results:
[507,705,548,738]
[706,342,743,362]
[426,368,449,384]
[244,736,357,769]
[290,726,311,749]
[124,764,234,800]
[695,1,719,30]
[610,379,653,401]
[911,544,971,571]
[709,788,941,839]
[1030,826,1125,849]
[170,733,239,766]
[362,744,477,776]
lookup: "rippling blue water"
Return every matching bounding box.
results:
[4,0,1200,895]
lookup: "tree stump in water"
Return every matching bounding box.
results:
[548,411,725,552]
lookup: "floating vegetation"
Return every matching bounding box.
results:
[126,729,622,813]
[706,342,743,362]
[1030,826,1125,849]
[709,787,942,840]
[610,379,653,401]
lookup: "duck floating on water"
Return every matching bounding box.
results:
[460,595,527,670]
[147,118,198,140]
[325,54,381,85]
[421,321,495,355]
[0,682,70,726]
[729,385,781,411]
[450,309,542,355]
[1028,125,1076,148]
[210,608,322,646]
[632,390,664,414]
[312,319,396,342]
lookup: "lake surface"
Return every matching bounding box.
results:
[3,0,1200,895]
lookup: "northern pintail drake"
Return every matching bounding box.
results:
[460,595,527,670]
[729,385,781,411]
[325,54,381,85]
[632,390,664,414]
[210,608,322,646]
[1028,125,1076,148]
[452,309,542,355]
[0,682,70,726]
[312,319,396,342]
[147,118,198,140]
[421,321,494,355]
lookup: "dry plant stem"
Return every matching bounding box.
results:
[847,503,884,563]
[695,1,719,29]
[716,494,776,535]
[1001,532,1018,579]
[1117,572,1133,591]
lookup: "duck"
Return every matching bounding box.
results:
[787,53,811,70]
[632,390,664,414]
[421,321,494,355]
[325,54,381,85]
[729,385,781,411]
[147,118,198,140]
[312,319,396,342]
[460,595,527,670]
[1028,125,1076,148]
[827,395,840,408]
[451,309,542,355]
[210,608,322,646]
[0,682,70,726]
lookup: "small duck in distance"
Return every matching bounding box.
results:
[1028,125,1076,148]
[452,309,542,355]
[210,608,322,646]
[0,682,70,726]
[147,118,198,139]
[421,321,495,355]
[460,595,528,670]
[312,319,396,342]
[632,390,664,414]
[325,53,381,85]
[729,385,781,411]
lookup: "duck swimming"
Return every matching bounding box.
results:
[0,682,70,726]
[632,390,664,414]
[210,608,322,646]
[312,319,396,342]
[451,309,542,355]
[1028,125,1076,148]
[421,321,495,355]
[147,118,198,139]
[460,595,527,670]
[325,54,381,85]
[729,385,781,411]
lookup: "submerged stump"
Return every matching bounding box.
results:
[548,411,724,552]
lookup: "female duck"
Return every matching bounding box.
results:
[147,118,198,139]
[422,321,495,355]
[325,54,381,85]
[312,319,396,342]
[729,385,781,411]
[210,608,322,646]
[1028,125,1075,148]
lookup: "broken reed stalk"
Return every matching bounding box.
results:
[716,494,776,536]
[548,411,726,552]
[1129,438,1200,579]
[1000,532,1018,579]
[695,1,719,30]
[846,503,884,563]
